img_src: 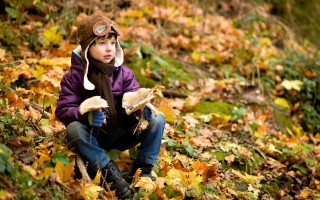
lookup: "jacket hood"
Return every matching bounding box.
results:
[70,45,84,72]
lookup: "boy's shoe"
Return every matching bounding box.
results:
[101,160,131,199]
[132,161,156,181]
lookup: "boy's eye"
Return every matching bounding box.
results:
[98,42,105,45]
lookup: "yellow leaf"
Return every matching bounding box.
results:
[38,167,54,179]
[274,97,290,108]
[281,79,303,91]
[23,165,37,178]
[231,169,263,184]
[291,125,302,136]
[266,143,283,156]
[39,57,71,67]
[2,61,30,85]
[0,48,5,60]
[126,10,144,18]
[0,190,14,199]
[92,170,101,185]
[55,160,75,183]
[80,183,104,200]
[158,99,180,123]
[19,136,32,143]
[165,169,202,197]
[209,113,230,127]
[191,51,200,62]
[134,176,157,195]
[33,65,45,78]
[165,169,186,196]
[38,154,51,166]
[43,26,63,45]
[133,168,142,181]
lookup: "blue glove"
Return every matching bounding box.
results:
[88,111,106,127]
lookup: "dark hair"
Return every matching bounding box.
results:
[99,32,117,40]
[91,32,117,46]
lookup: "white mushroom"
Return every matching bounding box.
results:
[122,86,164,134]
[79,96,109,115]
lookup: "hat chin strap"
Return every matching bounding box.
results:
[83,39,96,90]
[114,41,124,67]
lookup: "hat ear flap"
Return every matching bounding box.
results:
[83,39,96,90]
[114,41,123,67]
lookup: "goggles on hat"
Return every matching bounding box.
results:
[93,20,120,36]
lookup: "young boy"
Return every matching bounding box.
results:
[55,13,165,198]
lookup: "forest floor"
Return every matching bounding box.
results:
[0,0,320,199]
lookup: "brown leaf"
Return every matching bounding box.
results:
[182,95,201,112]
[225,154,235,165]
[172,158,189,172]
[303,69,317,79]
[5,92,25,109]
[192,160,218,183]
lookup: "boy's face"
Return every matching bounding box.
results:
[88,36,116,64]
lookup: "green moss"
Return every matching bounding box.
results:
[159,55,196,83]
[195,101,233,115]
[131,66,158,88]
[124,42,197,88]
[261,182,280,197]
[274,110,294,132]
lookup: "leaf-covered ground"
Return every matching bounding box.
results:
[1,0,320,199]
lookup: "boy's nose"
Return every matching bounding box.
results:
[105,45,112,51]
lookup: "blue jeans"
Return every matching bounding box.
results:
[66,107,165,177]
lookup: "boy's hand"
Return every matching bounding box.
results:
[88,111,106,127]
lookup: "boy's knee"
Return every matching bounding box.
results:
[66,121,83,140]
[151,113,165,129]
[157,114,166,126]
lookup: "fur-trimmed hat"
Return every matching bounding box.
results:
[77,13,124,90]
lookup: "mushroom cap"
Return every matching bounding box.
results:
[122,88,154,115]
[79,96,109,115]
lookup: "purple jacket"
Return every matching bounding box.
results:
[55,51,140,126]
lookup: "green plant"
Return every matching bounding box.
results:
[164,136,197,157]
[271,48,320,133]
[0,143,13,174]
[0,113,33,141]
[4,0,45,19]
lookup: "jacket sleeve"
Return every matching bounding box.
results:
[55,70,88,126]
[120,67,142,120]
[122,67,140,93]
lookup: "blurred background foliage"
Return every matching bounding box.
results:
[0,0,319,134]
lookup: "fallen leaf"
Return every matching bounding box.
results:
[134,176,157,195]
[158,99,181,123]
[80,183,104,200]
[274,97,290,108]
[5,92,25,109]
[55,160,75,183]
[182,95,201,112]
[43,26,63,45]
[231,169,263,184]
[225,154,235,165]
[281,79,303,91]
